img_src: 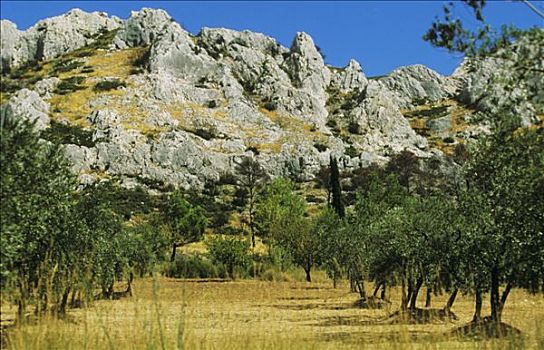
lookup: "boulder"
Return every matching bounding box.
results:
[0,89,50,130]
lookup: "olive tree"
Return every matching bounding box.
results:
[0,115,86,317]
[460,129,544,323]
[255,178,318,282]
[163,190,208,262]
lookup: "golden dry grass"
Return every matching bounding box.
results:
[2,276,543,349]
[47,48,147,127]
[402,99,476,155]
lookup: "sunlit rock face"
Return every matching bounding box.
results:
[3,8,538,189]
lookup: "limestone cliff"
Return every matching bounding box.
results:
[1,8,541,189]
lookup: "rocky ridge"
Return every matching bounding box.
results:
[1,8,541,189]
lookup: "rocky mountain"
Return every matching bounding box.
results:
[1,8,542,190]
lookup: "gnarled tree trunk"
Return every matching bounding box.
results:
[409,277,423,310]
[356,279,367,300]
[170,243,178,262]
[490,265,501,323]
[425,287,432,308]
[445,288,458,312]
[472,289,482,323]
[498,282,512,317]
[304,266,312,282]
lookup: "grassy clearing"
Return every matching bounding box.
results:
[179,233,268,256]
[2,277,542,349]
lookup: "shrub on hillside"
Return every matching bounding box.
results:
[163,254,226,279]
[54,76,86,94]
[94,79,126,91]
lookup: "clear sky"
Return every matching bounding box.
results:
[1,1,542,77]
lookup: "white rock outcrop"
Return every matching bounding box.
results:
[0,89,50,130]
[1,9,121,72]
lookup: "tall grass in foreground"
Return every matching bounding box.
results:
[2,276,543,349]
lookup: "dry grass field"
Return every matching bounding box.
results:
[2,273,543,349]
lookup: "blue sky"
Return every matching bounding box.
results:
[1,1,542,77]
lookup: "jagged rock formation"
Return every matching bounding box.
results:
[378,64,458,109]
[1,9,121,72]
[454,30,544,126]
[1,8,541,189]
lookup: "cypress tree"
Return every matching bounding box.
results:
[329,155,344,217]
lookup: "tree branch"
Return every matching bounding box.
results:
[521,0,544,19]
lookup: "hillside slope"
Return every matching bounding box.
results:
[1,8,541,189]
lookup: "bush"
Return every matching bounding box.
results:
[207,237,251,279]
[54,76,86,94]
[194,128,215,140]
[341,99,356,110]
[217,226,244,236]
[263,101,277,111]
[72,49,95,58]
[345,145,360,158]
[348,122,361,134]
[218,172,237,186]
[326,119,337,128]
[132,47,151,69]
[81,66,95,73]
[306,194,325,204]
[314,143,328,152]
[443,136,455,144]
[246,146,260,155]
[163,254,225,279]
[6,60,41,79]
[51,59,84,74]
[40,121,95,147]
[0,79,22,93]
[94,79,126,91]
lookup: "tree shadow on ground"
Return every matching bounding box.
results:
[380,308,458,324]
[276,296,322,301]
[263,302,353,311]
[290,285,333,290]
[353,296,391,309]
[448,317,523,340]
[316,315,379,327]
